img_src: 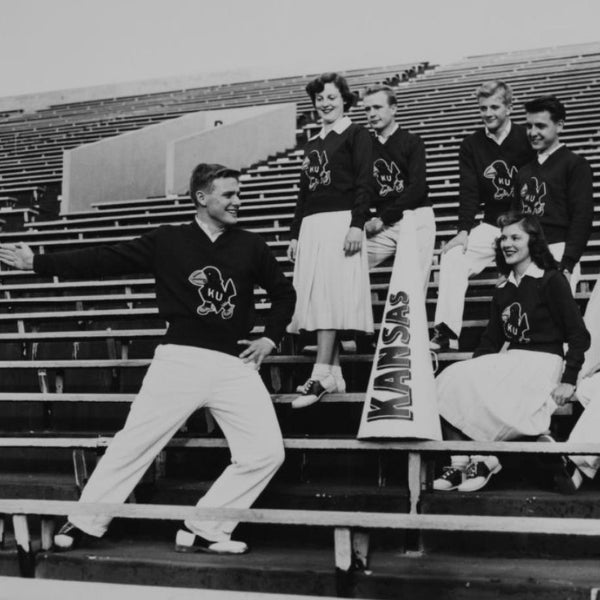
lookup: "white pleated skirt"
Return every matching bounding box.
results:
[437,349,562,441]
[288,211,374,334]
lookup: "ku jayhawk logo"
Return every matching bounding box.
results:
[501,302,530,343]
[520,177,547,216]
[483,160,517,201]
[302,150,331,191]
[373,158,404,196]
[188,267,236,319]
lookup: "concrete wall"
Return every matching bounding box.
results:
[166,103,296,196]
[62,104,296,213]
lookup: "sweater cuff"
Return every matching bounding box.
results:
[561,366,579,386]
[350,215,367,230]
[33,253,50,274]
[559,257,576,273]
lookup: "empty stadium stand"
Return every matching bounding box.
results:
[0,43,600,598]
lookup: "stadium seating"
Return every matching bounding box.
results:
[0,43,600,597]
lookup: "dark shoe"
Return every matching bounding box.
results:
[429,324,458,352]
[553,457,583,494]
[175,528,248,554]
[53,521,90,551]
[457,457,502,492]
[291,375,335,409]
[433,466,465,491]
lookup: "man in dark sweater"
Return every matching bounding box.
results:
[512,95,593,291]
[430,81,535,351]
[0,163,296,555]
[363,85,435,291]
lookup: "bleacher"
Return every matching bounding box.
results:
[0,43,600,598]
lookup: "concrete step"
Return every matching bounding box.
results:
[30,537,600,599]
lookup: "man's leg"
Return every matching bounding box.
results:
[548,242,580,295]
[184,355,284,543]
[367,207,436,293]
[66,345,211,539]
[433,223,499,339]
[367,223,397,269]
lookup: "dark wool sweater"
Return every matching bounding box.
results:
[370,127,431,225]
[512,146,593,272]
[474,269,590,384]
[290,122,373,238]
[458,123,535,233]
[34,222,296,357]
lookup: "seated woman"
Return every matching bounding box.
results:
[434,212,590,492]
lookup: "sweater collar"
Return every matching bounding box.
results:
[316,116,352,140]
[537,142,564,165]
[485,119,512,145]
[376,122,399,144]
[505,262,545,287]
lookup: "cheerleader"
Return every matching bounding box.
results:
[287,73,374,408]
[433,212,590,492]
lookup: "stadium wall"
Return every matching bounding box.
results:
[61,103,296,213]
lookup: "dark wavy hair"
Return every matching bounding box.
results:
[494,212,557,276]
[306,73,357,112]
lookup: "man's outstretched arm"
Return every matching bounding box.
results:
[0,232,157,278]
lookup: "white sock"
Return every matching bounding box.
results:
[450,455,469,469]
[311,363,331,380]
[331,365,343,379]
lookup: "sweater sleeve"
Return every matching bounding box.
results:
[349,126,374,230]
[33,230,157,278]
[379,135,428,225]
[254,238,296,345]
[560,157,593,272]
[473,292,506,357]
[456,137,480,233]
[289,161,308,240]
[544,271,590,384]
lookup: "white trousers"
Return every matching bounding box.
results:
[70,344,284,541]
[568,373,600,479]
[367,206,436,293]
[434,222,580,337]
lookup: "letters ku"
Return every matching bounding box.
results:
[189,266,237,319]
[367,291,414,422]
[302,150,331,191]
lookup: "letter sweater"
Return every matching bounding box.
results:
[33,222,296,357]
[290,122,373,238]
[474,269,590,384]
[458,123,535,233]
[371,127,431,225]
[513,146,593,272]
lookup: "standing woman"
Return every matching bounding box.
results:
[287,73,374,408]
[433,212,590,492]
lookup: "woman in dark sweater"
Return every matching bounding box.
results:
[433,212,590,492]
[287,73,374,408]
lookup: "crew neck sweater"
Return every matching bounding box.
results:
[513,145,593,272]
[474,269,590,384]
[370,126,431,225]
[33,222,296,357]
[458,122,535,232]
[290,122,372,238]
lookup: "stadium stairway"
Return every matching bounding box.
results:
[0,45,600,598]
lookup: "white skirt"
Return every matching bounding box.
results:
[288,211,374,334]
[437,349,562,441]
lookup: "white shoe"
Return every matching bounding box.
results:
[175,529,248,554]
[457,457,502,492]
[292,374,336,409]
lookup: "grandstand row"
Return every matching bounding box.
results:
[0,42,599,599]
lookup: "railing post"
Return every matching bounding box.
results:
[12,515,35,578]
[40,518,54,551]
